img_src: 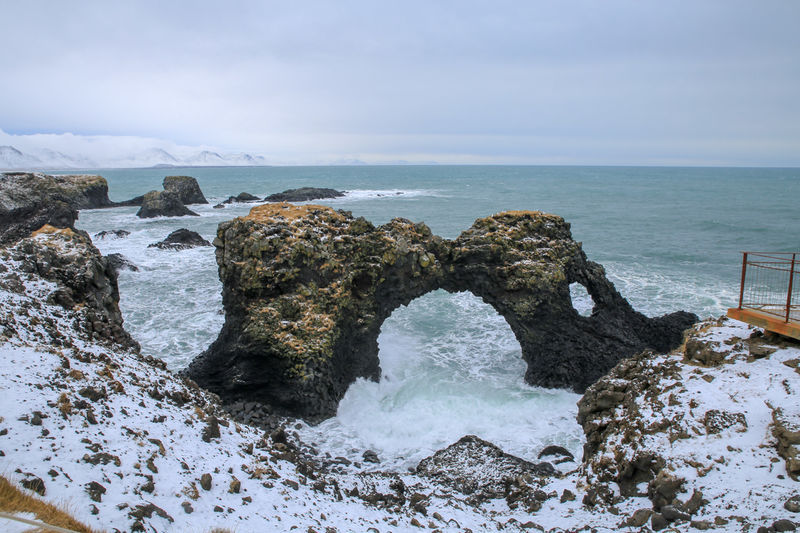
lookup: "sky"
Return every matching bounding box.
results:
[1,0,799,166]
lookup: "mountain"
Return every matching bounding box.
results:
[0,145,42,169]
[0,144,268,170]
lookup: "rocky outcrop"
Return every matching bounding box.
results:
[136,190,199,218]
[186,203,696,420]
[148,229,211,250]
[264,187,345,202]
[6,225,138,349]
[416,435,556,501]
[0,172,113,244]
[163,176,208,205]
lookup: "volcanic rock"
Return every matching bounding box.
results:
[148,229,211,250]
[136,190,199,218]
[223,192,261,204]
[264,187,345,202]
[0,172,113,244]
[10,225,138,349]
[163,176,208,205]
[416,435,555,498]
[186,203,696,420]
[107,253,139,272]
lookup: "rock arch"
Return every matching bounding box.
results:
[186,203,696,421]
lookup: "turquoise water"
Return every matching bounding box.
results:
[76,165,799,468]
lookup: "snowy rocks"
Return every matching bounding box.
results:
[8,225,138,349]
[136,190,199,218]
[187,204,696,420]
[415,435,555,500]
[162,175,208,205]
[264,187,345,202]
[0,172,113,244]
[148,228,211,250]
[772,407,800,480]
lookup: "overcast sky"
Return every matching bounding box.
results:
[2,1,799,166]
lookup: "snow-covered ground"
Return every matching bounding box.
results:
[1,228,798,532]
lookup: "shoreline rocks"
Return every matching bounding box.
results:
[186,203,696,420]
[1,172,113,244]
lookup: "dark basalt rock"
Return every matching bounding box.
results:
[0,172,113,244]
[186,203,697,420]
[115,194,145,207]
[416,435,556,498]
[222,192,261,204]
[107,253,139,272]
[163,176,208,205]
[148,229,211,250]
[136,190,199,218]
[10,225,139,350]
[264,187,345,202]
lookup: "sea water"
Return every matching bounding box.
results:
[76,165,799,469]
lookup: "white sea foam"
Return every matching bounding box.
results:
[297,291,584,470]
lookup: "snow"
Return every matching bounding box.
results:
[1,233,799,531]
[0,144,267,170]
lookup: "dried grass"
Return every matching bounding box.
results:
[0,474,102,532]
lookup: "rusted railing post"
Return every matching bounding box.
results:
[738,252,748,309]
[786,253,796,323]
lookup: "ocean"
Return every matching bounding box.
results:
[75,165,799,469]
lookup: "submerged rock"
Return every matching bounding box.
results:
[264,187,345,202]
[0,172,113,244]
[148,229,211,250]
[95,229,130,239]
[186,203,696,420]
[163,176,208,205]
[136,190,199,218]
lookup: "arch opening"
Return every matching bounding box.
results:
[570,282,595,317]
[296,290,584,471]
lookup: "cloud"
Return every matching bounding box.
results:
[1,1,799,165]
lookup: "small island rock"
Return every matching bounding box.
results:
[264,187,345,203]
[163,176,208,205]
[136,191,199,218]
[223,192,261,204]
[148,229,211,250]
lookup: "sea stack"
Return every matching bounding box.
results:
[186,203,697,420]
[136,190,199,218]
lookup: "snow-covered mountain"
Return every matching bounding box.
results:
[0,144,268,170]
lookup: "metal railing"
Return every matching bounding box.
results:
[737,252,800,323]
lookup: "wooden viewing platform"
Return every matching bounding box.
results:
[727,252,800,340]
